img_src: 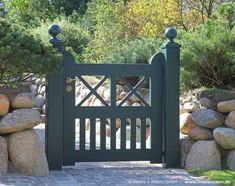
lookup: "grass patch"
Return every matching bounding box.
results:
[187,169,235,185]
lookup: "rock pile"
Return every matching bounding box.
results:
[180,89,235,171]
[0,77,48,176]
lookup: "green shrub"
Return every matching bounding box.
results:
[82,0,127,63]
[4,0,58,26]
[0,18,62,85]
[30,16,90,62]
[102,37,163,64]
[180,3,235,91]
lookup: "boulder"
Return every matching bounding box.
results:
[122,100,132,107]
[116,85,125,100]
[180,137,195,168]
[146,136,150,148]
[180,133,188,139]
[144,93,150,105]
[116,125,141,142]
[132,102,142,107]
[198,89,235,110]
[226,150,235,171]
[188,126,213,140]
[138,88,149,98]
[38,85,46,95]
[80,89,90,100]
[182,102,200,113]
[115,118,121,129]
[146,127,150,139]
[93,99,105,107]
[199,97,213,109]
[106,118,128,130]
[129,94,141,103]
[0,136,8,174]
[180,113,197,134]
[40,114,46,123]
[213,127,235,150]
[136,118,151,128]
[120,91,128,100]
[181,95,197,104]
[97,86,105,96]
[96,122,111,137]
[186,140,221,170]
[30,84,38,96]
[116,100,131,107]
[0,85,31,101]
[35,78,43,86]
[34,95,45,108]
[0,109,41,134]
[217,99,235,113]
[225,111,235,129]
[191,109,224,129]
[103,89,110,102]
[0,94,10,116]
[42,104,46,115]
[11,92,35,108]
[76,84,85,96]
[8,130,49,176]
[180,104,187,114]
[8,161,20,174]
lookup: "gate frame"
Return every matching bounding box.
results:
[46,24,180,170]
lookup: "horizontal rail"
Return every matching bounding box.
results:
[75,107,151,118]
[67,63,155,76]
[75,149,162,162]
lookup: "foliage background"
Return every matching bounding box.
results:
[0,0,234,91]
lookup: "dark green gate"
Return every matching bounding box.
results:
[46,24,180,170]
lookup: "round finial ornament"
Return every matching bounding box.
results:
[165,27,177,42]
[48,24,61,37]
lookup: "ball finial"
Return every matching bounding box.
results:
[165,27,177,42]
[48,24,61,38]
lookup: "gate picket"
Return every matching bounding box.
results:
[140,118,146,149]
[100,118,106,150]
[120,118,126,149]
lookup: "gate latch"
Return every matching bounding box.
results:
[66,77,77,92]
[66,77,77,84]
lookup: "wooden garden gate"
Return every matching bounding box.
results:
[45,24,180,170]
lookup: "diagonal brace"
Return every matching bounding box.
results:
[118,77,150,107]
[77,76,110,107]
[77,76,108,107]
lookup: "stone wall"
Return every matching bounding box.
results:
[0,77,48,176]
[180,89,235,171]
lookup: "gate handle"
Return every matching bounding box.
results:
[66,77,77,84]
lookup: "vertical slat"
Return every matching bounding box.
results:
[46,74,63,170]
[141,118,146,149]
[121,118,126,149]
[90,118,96,150]
[63,62,76,166]
[110,75,116,107]
[150,53,164,163]
[131,118,136,149]
[110,118,116,149]
[100,118,106,150]
[80,118,85,151]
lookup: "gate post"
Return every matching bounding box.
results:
[161,27,180,168]
[45,24,64,170]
